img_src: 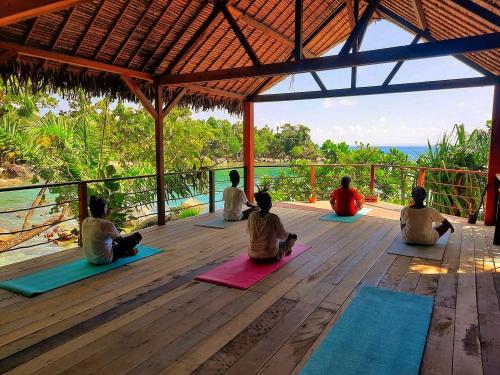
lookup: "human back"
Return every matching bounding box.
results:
[223,186,247,221]
[330,176,364,216]
[82,216,119,264]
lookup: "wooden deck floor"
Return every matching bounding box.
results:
[0,202,499,375]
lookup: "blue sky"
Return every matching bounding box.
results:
[192,19,494,146]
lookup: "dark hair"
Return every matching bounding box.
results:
[89,195,106,218]
[411,186,427,202]
[229,170,240,184]
[255,183,272,209]
[341,175,351,189]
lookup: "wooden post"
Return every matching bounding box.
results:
[417,167,426,187]
[77,182,88,245]
[369,164,375,195]
[310,165,316,202]
[155,83,166,225]
[209,169,215,213]
[485,84,500,226]
[243,101,255,202]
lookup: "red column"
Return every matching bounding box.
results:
[155,83,166,225]
[243,101,255,202]
[485,85,500,226]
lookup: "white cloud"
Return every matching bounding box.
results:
[378,116,387,123]
[322,98,334,108]
[338,99,356,106]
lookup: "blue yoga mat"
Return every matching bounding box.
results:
[300,286,433,375]
[0,245,162,297]
[319,208,371,223]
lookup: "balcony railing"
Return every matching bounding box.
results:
[0,164,487,257]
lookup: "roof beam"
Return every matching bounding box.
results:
[252,77,498,102]
[339,0,379,55]
[311,72,327,91]
[377,5,496,78]
[0,0,90,27]
[161,5,222,75]
[410,0,428,30]
[173,84,246,100]
[220,4,261,66]
[121,75,157,120]
[351,0,359,88]
[159,32,500,85]
[382,32,422,86]
[226,4,316,58]
[294,0,303,61]
[163,88,188,117]
[0,40,153,81]
[345,0,356,30]
[453,0,500,27]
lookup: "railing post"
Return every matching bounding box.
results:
[77,182,88,245]
[209,170,215,213]
[417,167,426,187]
[369,164,375,196]
[309,165,316,203]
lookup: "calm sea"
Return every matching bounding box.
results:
[350,145,428,161]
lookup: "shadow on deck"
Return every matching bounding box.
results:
[0,202,499,374]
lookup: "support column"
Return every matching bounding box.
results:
[243,101,255,202]
[155,83,166,225]
[485,84,500,226]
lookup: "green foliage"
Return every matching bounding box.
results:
[176,207,200,219]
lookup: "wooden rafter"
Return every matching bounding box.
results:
[0,40,153,81]
[0,0,91,27]
[220,4,261,66]
[23,17,41,44]
[311,72,327,91]
[121,75,157,120]
[143,0,195,72]
[253,77,498,102]
[93,0,134,61]
[346,0,356,30]
[294,0,303,61]
[410,0,428,30]
[377,5,496,78]
[0,50,18,65]
[50,6,77,50]
[111,0,156,65]
[160,5,222,75]
[163,88,188,117]
[339,0,379,55]
[174,84,246,100]
[226,4,316,58]
[126,0,174,68]
[160,33,500,86]
[382,32,422,86]
[351,0,359,88]
[453,0,499,27]
[73,0,107,55]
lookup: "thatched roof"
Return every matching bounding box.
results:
[0,0,498,115]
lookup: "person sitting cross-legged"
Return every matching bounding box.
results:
[329,175,365,216]
[223,170,259,221]
[82,195,142,265]
[400,187,454,245]
[247,185,297,263]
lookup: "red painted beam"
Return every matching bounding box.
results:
[485,84,500,226]
[243,101,254,202]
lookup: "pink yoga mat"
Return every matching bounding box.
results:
[195,244,311,289]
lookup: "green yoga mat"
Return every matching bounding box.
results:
[300,286,433,375]
[0,245,162,297]
[319,208,371,223]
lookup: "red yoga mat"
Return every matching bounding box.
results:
[195,244,311,289]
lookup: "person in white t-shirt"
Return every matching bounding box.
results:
[223,170,258,221]
[82,195,142,264]
[247,186,297,262]
[400,187,454,245]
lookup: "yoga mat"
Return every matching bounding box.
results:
[0,245,162,297]
[300,286,433,375]
[386,232,449,261]
[195,217,239,229]
[319,208,371,223]
[195,244,311,289]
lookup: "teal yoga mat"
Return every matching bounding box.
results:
[300,286,433,375]
[0,245,162,297]
[319,208,371,223]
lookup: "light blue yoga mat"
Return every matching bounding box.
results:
[319,208,371,223]
[300,286,433,375]
[0,245,162,297]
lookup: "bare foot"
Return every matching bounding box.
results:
[125,248,138,256]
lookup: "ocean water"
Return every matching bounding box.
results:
[350,145,428,161]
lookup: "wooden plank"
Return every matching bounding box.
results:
[410,0,428,30]
[453,226,483,375]
[121,76,157,120]
[0,0,90,27]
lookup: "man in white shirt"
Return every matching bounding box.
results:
[400,187,454,245]
[223,170,258,221]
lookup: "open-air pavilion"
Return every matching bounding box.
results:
[0,0,499,374]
